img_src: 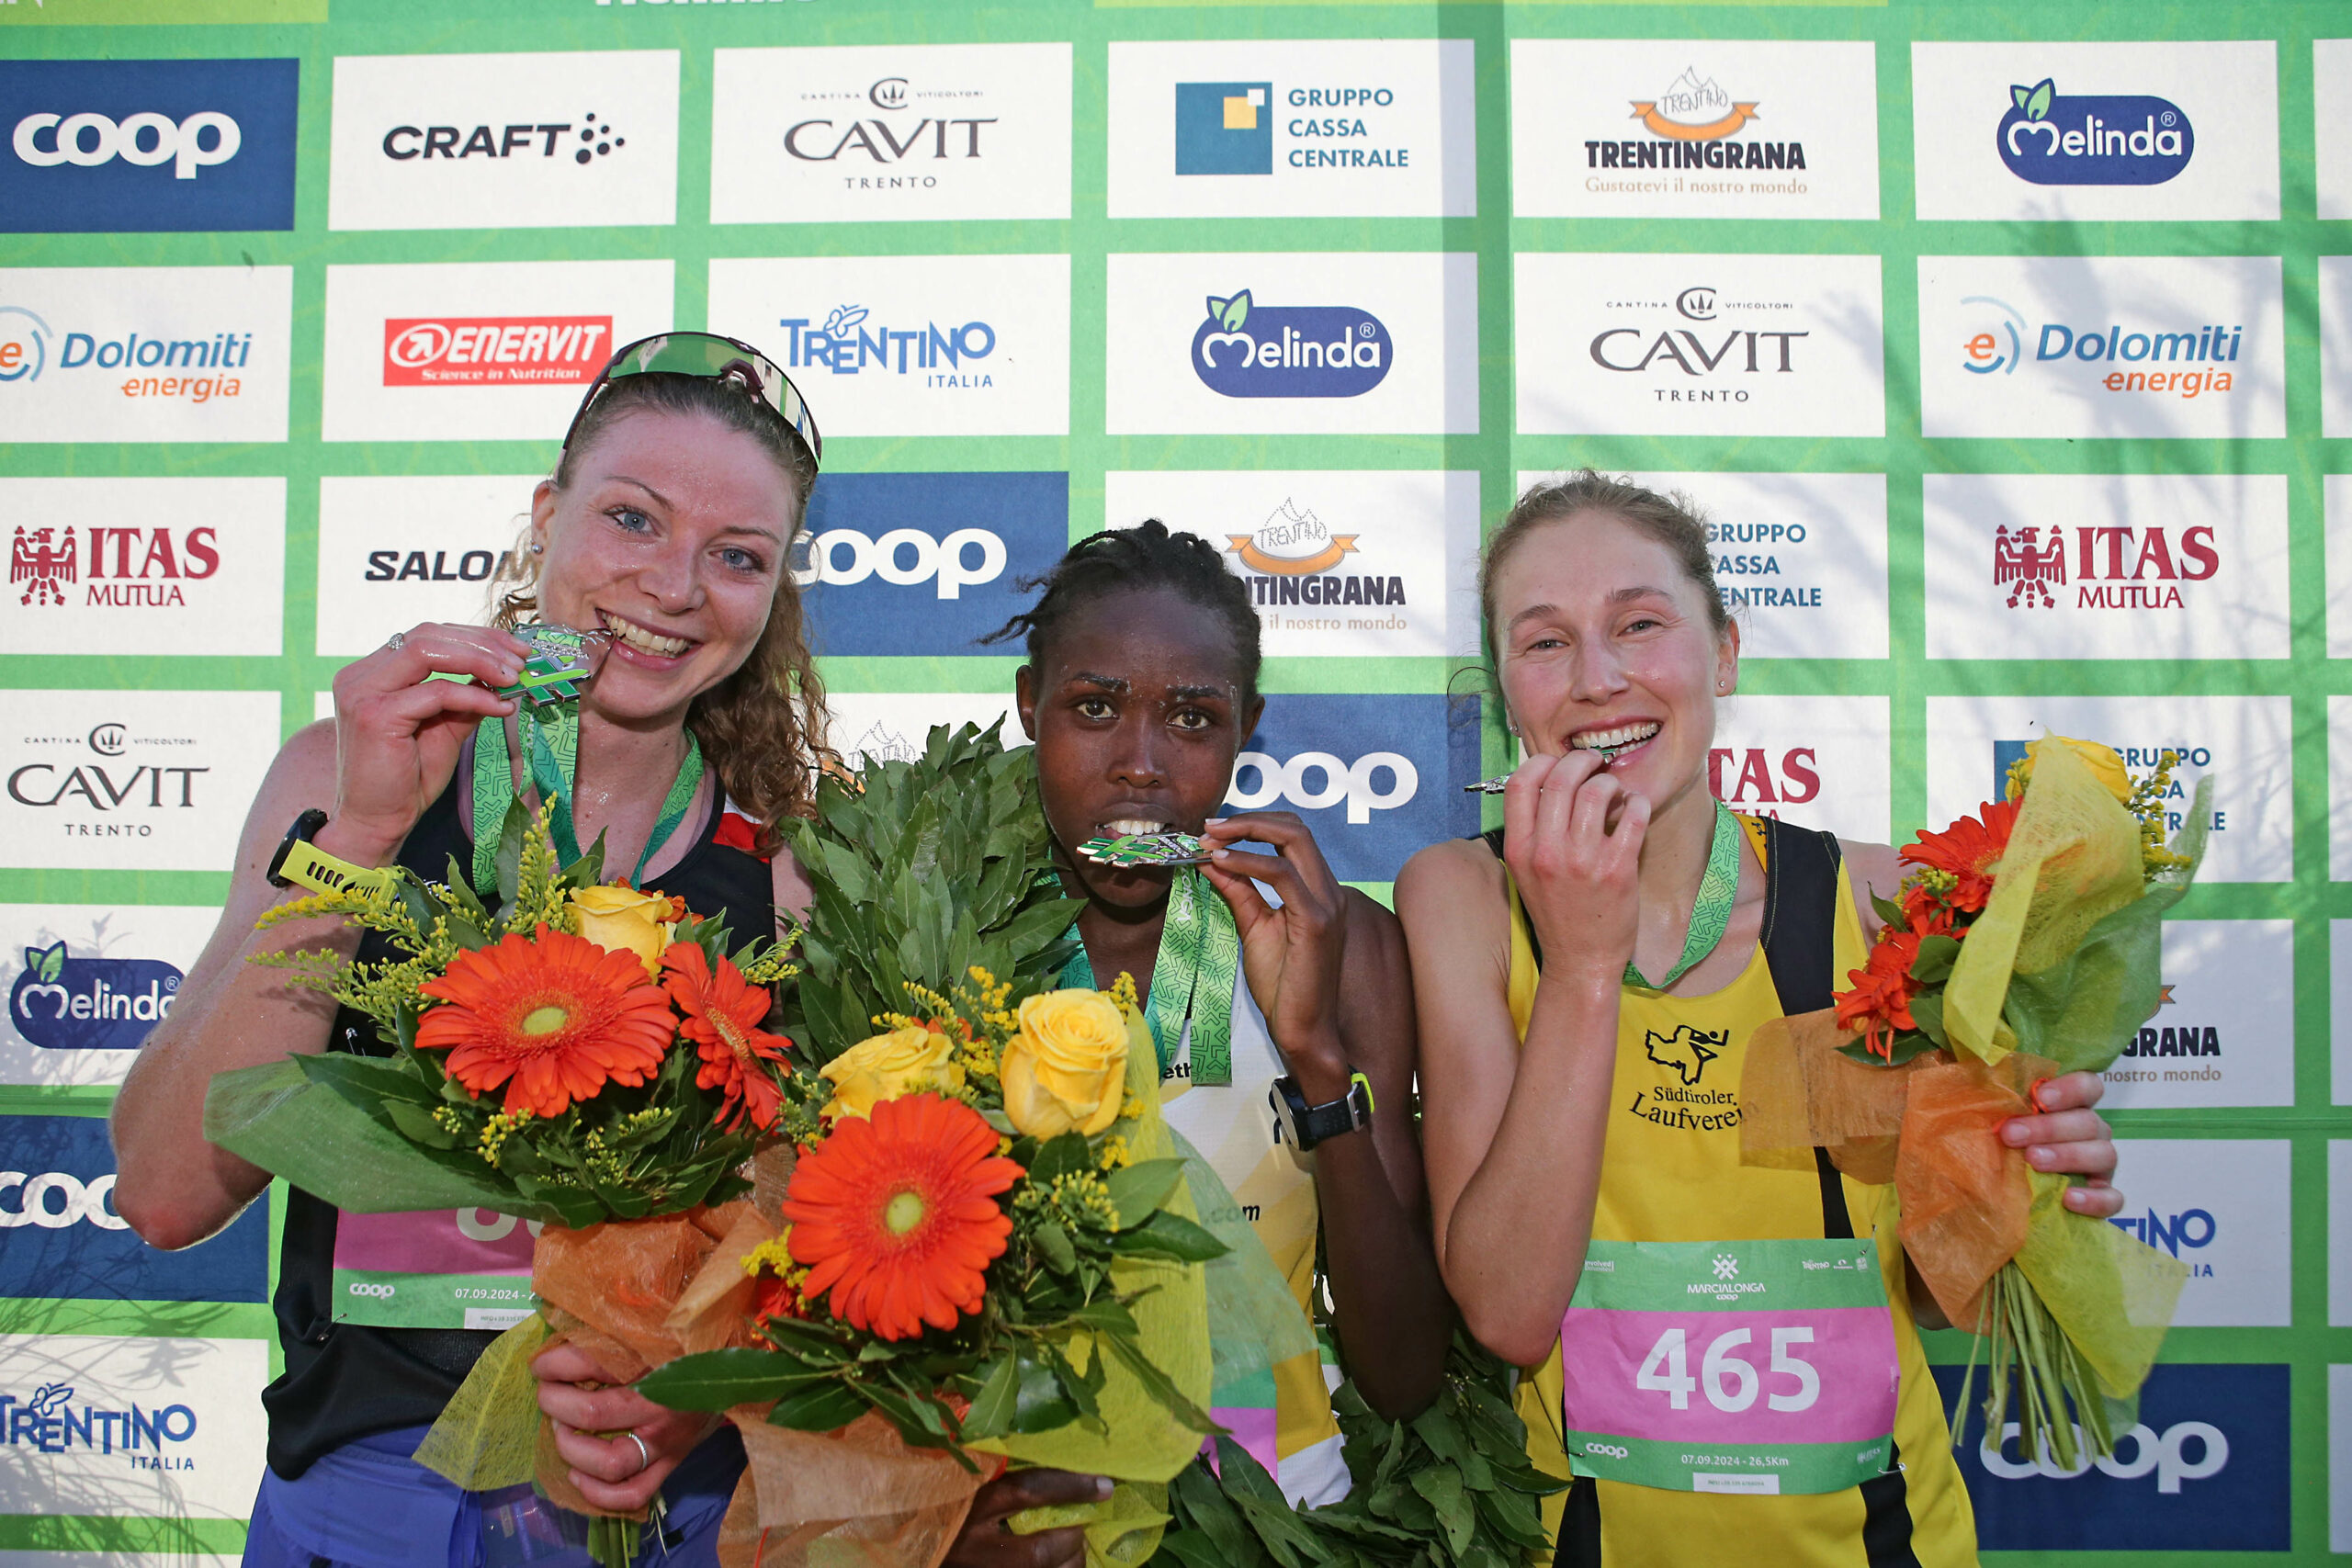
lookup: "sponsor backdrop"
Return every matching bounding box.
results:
[0,0,2342,1559]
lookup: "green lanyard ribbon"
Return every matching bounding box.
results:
[469,705,706,897]
[1623,800,1742,992]
[1062,866,1239,1086]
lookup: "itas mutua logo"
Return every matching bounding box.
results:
[1224,499,1404,613]
[784,74,994,189]
[1706,521,1823,613]
[8,721,206,840]
[1587,66,1805,175]
[13,524,220,611]
[776,305,996,390]
[382,111,625,166]
[0,1382,198,1467]
[1992,520,2218,612]
[1959,295,2242,401]
[0,306,252,405]
[382,317,611,388]
[1708,747,1820,816]
[1997,77,2192,187]
[10,940,182,1053]
[1176,83,1271,175]
[1193,289,1392,400]
[1590,284,1805,403]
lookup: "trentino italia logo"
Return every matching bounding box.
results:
[1176,83,1272,175]
[1996,77,2193,187]
[0,1383,198,1461]
[1588,67,1804,174]
[1193,290,1391,399]
[10,942,182,1052]
[1225,499,1406,612]
[1959,296,2241,400]
[777,306,996,389]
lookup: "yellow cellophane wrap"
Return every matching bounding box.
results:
[2014,1168,2186,1400]
[1944,734,2146,1065]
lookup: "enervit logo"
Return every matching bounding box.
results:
[796,472,1065,657]
[1227,749,1418,826]
[382,112,624,166]
[0,60,297,233]
[1176,83,1271,175]
[0,1118,266,1302]
[777,305,996,387]
[1193,289,1391,399]
[0,1170,126,1230]
[1996,77,2191,187]
[382,316,610,387]
[791,525,1006,601]
[9,940,181,1051]
[1979,1419,2225,1492]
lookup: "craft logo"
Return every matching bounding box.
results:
[2109,1205,2216,1275]
[1991,739,2222,842]
[1708,522,1824,614]
[795,472,1064,656]
[1957,294,2241,400]
[12,524,220,612]
[363,547,520,586]
[1992,522,2217,612]
[1193,289,1391,399]
[7,720,206,840]
[381,316,611,387]
[1589,283,1806,403]
[10,940,180,1051]
[0,59,297,232]
[782,73,995,181]
[1708,747,1821,814]
[777,305,996,390]
[1176,82,1271,175]
[1996,77,2192,186]
[0,1118,266,1302]
[1586,67,1805,176]
[0,306,252,403]
[1224,499,1404,618]
[382,111,625,166]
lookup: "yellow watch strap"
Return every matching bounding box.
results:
[277,837,395,903]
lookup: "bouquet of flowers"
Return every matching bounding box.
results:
[1740,734,2210,1472]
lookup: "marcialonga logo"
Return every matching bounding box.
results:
[1226,498,1359,575]
[1630,68,1760,142]
[1645,1023,1725,1086]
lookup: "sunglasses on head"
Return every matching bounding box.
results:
[562,331,821,471]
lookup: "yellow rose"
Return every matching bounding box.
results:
[1001,989,1130,1140]
[569,885,677,978]
[820,1025,966,1121]
[2028,734,2134,804]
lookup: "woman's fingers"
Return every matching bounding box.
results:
[2030,1070,2106,1113]
[2063,1177,2124,1219]
[948,1472,1108,1568]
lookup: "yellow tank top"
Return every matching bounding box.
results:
[1500,822,1978,1568]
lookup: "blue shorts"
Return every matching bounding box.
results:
[243,1424,743,1568]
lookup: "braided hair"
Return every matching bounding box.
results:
[985,521,1261,702]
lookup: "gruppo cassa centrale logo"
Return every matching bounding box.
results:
[0,1116,266,1304]
[1191,288,1392,399]
[793,472,1066,657]
[0,58,296,232]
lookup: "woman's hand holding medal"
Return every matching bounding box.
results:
[324,621,532,864]
[1500,750,1651,989]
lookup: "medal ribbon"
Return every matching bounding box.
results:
[469,705,706,897]
[1623,799,1741,991]
[1061,865,1239,1086]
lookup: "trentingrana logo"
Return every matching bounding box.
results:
[1587,66,1805,174]
[1192,289,1391,400]
[1996,77,2192,187]
[1222,499,1406,614]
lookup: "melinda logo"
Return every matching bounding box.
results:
[1997,77,2192,187]
[382,317,611,387]
[1193,289,1391,399]
[9,941,183,1052]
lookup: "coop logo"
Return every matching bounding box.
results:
[1224,499,1406,613]
[1176,82,1272,175]
[776,306,996,389]
[13,525,222,612]
[2108,1206,2216,1273]
[0,60,298,233]
[790,525,1006,601]
[0,1117,266,1303]
[0,1382,197,1461]
[10,941,182,1052]
[782,75,996,165]
[1980,1418,2226,1492]
[1708,747,1820,814]
[0,1170,126,1231]
[1588,283,1806,401]
[1958,294,2242,400]
[795,472,1064,657]
[1228,749,1417,826]
[6,721,208,838]
[1996,77,2193,187]
[1585,67,1806,174]
[381,316,611,388]
[381,113,625,166]
[1193,290,1392,399]
[1992,522,2218,612]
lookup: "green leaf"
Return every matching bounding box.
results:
[961,1353,1019,1439]
[2011,83,2032,111]
[381,1099,456,1149]
[765,1378,869,1432]
[31,942,65,984]
[1909,990,1950,1046]
[638,1348,819,1412]
[1908,934,1962,985]
[1869,891,1905,930]
[494,799,532,908]
[1033,1219,1079,1274]
[1028,1132,1091,1185]
[1102,1158,1188,1229]
[1410,1404,1470,1466]
[1155,1530,1232,1568]
[1101,1329,1218,1434]
[1010,1350,1079,1433]
[2026,78,2054,121]
[1411,1467,1474,1557]
[1221,290,1251,331]
[1043,1340,1102,1427]
[1112,1209,1229,1263]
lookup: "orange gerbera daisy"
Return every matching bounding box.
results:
[415,926,675,1117]
[1837,929,1923,1060]
[1899,798,2021,914]
[660,943,793,1132]
[780,1093,1023,1341]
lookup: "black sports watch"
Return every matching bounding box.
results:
[1270,1069,1375,1152]
[266,808,331,888]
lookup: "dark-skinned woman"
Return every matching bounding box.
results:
[970,522,1451,1521]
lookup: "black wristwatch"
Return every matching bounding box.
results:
[1270,1069,1375,1152]
[266,807,330,888]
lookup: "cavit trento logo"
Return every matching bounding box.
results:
[1223,499,1406,612]
[1957,295,2242,401]
[10,940,183,1052]
[1992,520,2217,613]
[12,110,240,180]
[783,77,995,166]
[1192,290,1391,400]
[381,112,624,166]
[1996,77,2192,187]
[776,306,996,389]
[1588,283,1805,402]
[1586,66,1805,174]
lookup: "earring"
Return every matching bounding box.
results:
[529,542,545,556]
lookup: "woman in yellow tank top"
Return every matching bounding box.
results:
[1394,473,2128,1568]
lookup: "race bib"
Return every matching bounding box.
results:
[1559,1237,1900,1496]
[331,1208,541,1330]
